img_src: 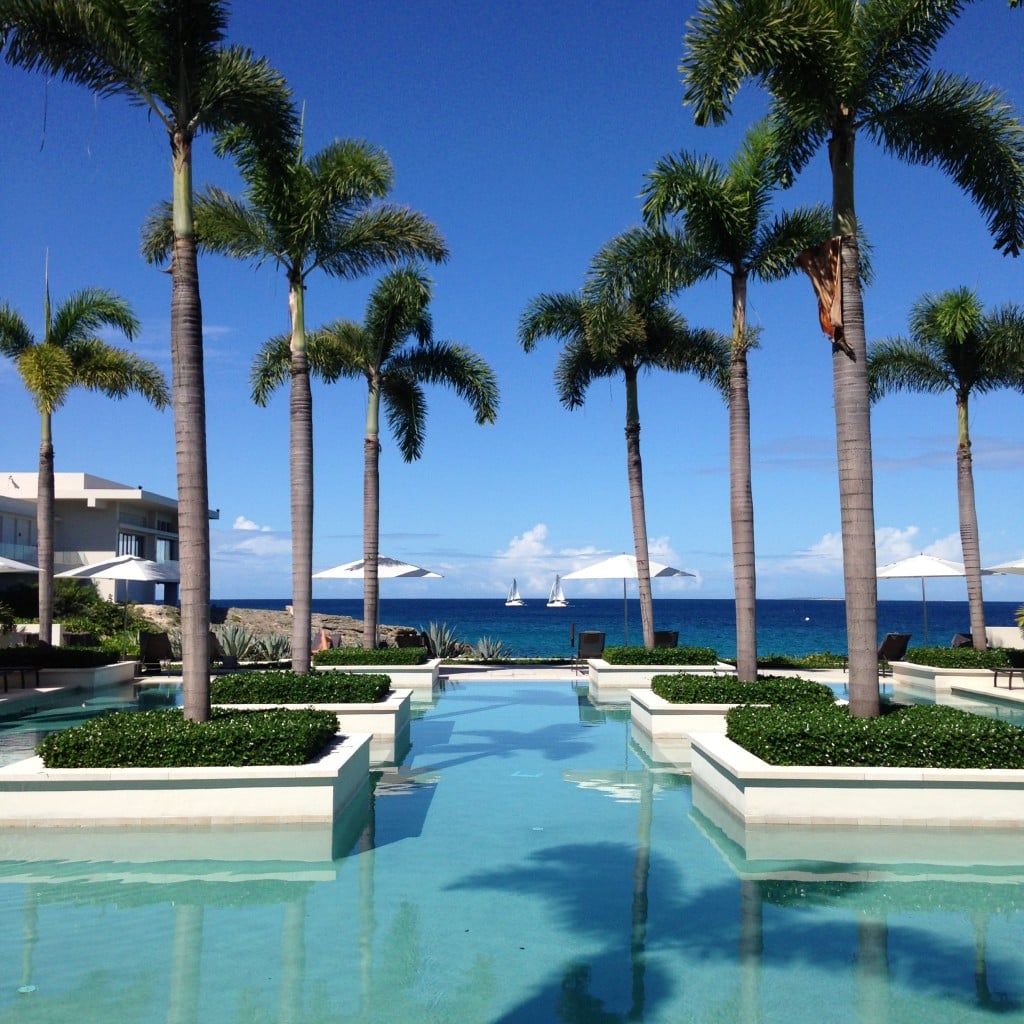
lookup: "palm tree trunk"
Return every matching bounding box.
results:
[362,378,382,650]
[288,277,313,673]
[171,132,212,722]
[956,394,987,650]
[624,368,655,649]
[730,273,757,682]
[831,129,879,718]
[36,417,54,646]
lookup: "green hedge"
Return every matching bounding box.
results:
[212,671,390,704]
[904,646,1017,669]
[0,647,117,668]
[603,645,718,666]
[314,646,428,666]
[726,702,1024,769]
[36,708,339,768]
[754,651,847,669]
[651,673,836,706]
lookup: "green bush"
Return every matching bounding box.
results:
[314,646,427,666]
[603,645,719,666]
[36,707,339,768]
[755,651,847,669]
[0,646,117,668]
[905,646,1014,669]
[651,673,835,706]
[212,671,390,704]
[726,702,1024,769]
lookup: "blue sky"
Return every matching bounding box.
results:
[1,0,1022,605]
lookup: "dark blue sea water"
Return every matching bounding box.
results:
[212,596,1021,659]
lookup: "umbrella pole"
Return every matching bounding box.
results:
[623,577,628,646]
[921,577,928,645]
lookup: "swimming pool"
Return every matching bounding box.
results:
[1,679,1023,1022]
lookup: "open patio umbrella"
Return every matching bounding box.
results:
[563,553,693,645]
[313,555,442,580]
[985,558,1024,575]
[0,556,39,573]
[876,553,990,644]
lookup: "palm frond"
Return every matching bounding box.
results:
[50,288,139,346]
[752,205,832,281]
[0,302,34,357]
[65,338,170,406]
[192,186,280,264]
[16,343,73,413]
[869,69,1024,256]
[586,227,697,306]
[518,292,588,352]
[390,342,499,426]
[381,372,428,461]
[553,336,616,409]
[310,320,373,383]
[248,333,292,406]
[317,207,449,278]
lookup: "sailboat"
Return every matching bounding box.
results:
[546,574,569,608]
[505,578,525,607]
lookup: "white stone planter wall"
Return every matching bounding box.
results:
[630,689,736,740]
[318,659,440,693]
[691,732,1024,829]
[39,660,138,688]
[0,733,371,827]
[890,661,997,694]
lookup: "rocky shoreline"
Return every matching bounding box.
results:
[135,604,416,647]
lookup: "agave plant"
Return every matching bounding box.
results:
[423,622,463,659]
[259,633,293,663]
[215,623,261,662]
[472,636,509,662]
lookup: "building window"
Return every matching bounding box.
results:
[118,533,143,557]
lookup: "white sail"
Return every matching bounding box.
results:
[505,578,525,606]
[546,574,568,608]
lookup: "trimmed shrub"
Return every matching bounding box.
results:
[726,702,1024,769]
[314,646,427,666]
[603,645,718,666]
[36,707,339,768]
[0,646,117,668]
[904,646,1013,669]
[754,651,847,669]
[652,673,835,706]
[212,671,390,704]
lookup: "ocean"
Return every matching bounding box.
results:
[211,596,1022,659]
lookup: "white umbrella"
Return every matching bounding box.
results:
[985,558,1024,575]
[0,556,40,573]
[563,553,693,645]
[57,554,180,584]
[876,553,990,644]
[313,555,442,579]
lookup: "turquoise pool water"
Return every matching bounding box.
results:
[2,680,1024,1022]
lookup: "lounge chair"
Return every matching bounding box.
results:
[951,633,973,648]
[877,632,911,676]
[396,631,428,649]
[574,631,606,674]
[138,631,174,675]
[653,630,678,648]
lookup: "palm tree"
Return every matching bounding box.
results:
[0,275,169,646]
[682,0,1024,716]
[0,0,296,720]
[642,121,832,682]
[869,287,1024,651]
[144,131,448,674]
[251,266,499,649]
[520,228,729,650]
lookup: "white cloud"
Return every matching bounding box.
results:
[233,515,272,532]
